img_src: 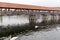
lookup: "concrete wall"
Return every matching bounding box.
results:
[0,13,60,27]
[0,14,29,27]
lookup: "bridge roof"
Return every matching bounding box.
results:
[0,2,60,11]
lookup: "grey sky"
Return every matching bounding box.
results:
[0,0,60,7]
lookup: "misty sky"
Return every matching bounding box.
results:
[0,0,60,7]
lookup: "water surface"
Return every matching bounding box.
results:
[15,24,60,40]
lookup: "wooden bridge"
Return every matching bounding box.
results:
[0,2,60,26]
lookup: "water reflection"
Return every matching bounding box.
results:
[15,24,60,40]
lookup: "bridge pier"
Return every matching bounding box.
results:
[29,14,36,28]
[41,14,48,25]
[56,14,60,24]
[58,14,60,23]
[50,14,59,24]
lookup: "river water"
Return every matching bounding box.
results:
[3,24,60,40]
[15,24,60,40]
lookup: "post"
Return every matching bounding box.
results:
[29,10,36,28]
[41,14,47,25]
[58,14,60,23]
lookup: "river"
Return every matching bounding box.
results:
[2,24,60,40]
[15,24,60,40]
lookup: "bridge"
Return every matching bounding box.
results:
[0,2,60,27]
[1,2,60,37]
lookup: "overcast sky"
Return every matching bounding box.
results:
[0,0,60,7]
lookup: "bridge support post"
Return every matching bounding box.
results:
[41,14,47,25]
[29,14,36,28]
[58,14,60,23]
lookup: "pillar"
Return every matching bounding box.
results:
[41,14,47,25]
[58,14,60,23]
[29,13,36,28]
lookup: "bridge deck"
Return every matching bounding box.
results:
[0,2,60,11]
